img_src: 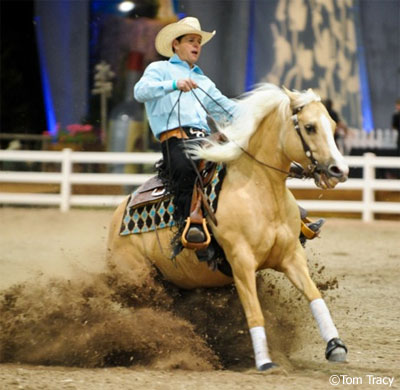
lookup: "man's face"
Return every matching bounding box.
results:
[173,34,202,67]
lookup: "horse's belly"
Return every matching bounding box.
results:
[154,252,233,289]
[121,229,232,289]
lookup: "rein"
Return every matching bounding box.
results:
[164,85,319,181]
[192,87,309,179]
[153,85,323,256]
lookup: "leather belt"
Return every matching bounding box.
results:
[159,128,189,143]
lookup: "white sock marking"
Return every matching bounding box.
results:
[310,298,339,342]
[249,326,272,369]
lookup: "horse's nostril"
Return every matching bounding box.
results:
[328,165,343,178]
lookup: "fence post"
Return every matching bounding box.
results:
[362,152,375,222]
[60,148,73,212]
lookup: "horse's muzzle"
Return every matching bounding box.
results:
[314,162,348,189]
[327,163,348,182]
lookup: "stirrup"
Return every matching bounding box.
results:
[300,217,319,240]
[181,217,211,250]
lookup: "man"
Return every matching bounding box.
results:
[134,16,324,253]
[134,17,237,247]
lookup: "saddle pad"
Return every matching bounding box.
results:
[120,163,226,235]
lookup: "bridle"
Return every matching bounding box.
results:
[216,98,323,179]
[237,104,323,179]
[166,86,324,180]
[290,105,321,176]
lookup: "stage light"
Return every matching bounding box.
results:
[118,1,135,13]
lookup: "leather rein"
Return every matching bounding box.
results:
[191,87,320,179]
[237,104,323,179]
[166,86,321,180]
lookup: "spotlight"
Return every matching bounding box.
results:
[118,1,135,13]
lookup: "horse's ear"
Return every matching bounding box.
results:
[282,85,295,100]
[207,115,220,134]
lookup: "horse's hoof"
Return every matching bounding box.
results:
[328,347,347,362]
[326,337,348,362]
[258,362,278,371]
[253,363,287,376]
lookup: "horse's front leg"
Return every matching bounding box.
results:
[230,255,277,371]
[281,246,348,362]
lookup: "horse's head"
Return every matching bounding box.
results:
[282,87,349,189]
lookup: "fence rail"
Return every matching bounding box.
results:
[1,149,399,222]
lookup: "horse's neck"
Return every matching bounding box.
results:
[235,113,290,187]
[223,114,291,212]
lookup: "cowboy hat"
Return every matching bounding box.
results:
[155,17,216,58]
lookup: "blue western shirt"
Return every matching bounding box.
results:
[133,54,238,139]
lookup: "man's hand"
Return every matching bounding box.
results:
[177,78,197,92]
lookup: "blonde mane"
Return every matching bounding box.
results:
[190,84,321,162]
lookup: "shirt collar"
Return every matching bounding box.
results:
[169,54,204,75]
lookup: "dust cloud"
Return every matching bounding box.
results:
[0,208,339,371]
[0,263,336,370]
[0,269,218,370]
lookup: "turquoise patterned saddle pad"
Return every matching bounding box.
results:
[120,164,225,235]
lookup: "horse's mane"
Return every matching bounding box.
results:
[190,83,321,162]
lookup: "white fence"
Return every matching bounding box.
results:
[346,128,398,150]
[0,149,399,222]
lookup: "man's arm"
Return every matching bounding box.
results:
[134,62,175,103]
[203,82,238,122]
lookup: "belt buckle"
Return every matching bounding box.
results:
[188,127,205,138]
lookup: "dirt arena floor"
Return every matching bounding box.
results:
[0,207,399,390]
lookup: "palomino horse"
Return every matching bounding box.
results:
[107,84,349,371]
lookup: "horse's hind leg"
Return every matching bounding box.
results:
[281,248,348,362]
[106,200,153,285]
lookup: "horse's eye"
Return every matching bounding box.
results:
[304,124,316,134]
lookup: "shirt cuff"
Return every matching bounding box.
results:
[163,80,176,93]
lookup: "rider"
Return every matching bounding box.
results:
[134,16,324,252]
[134,16,237,247]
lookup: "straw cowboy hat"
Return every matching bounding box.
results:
[155,17,216,58]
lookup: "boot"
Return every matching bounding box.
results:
[307,218,325,233]
[181,183,211,250]
[300,217,326,246]
[186,225,206,243]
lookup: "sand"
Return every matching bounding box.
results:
[0,207,399,390]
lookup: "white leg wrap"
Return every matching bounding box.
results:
[249,326,272,369]
[310,298,339,342]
